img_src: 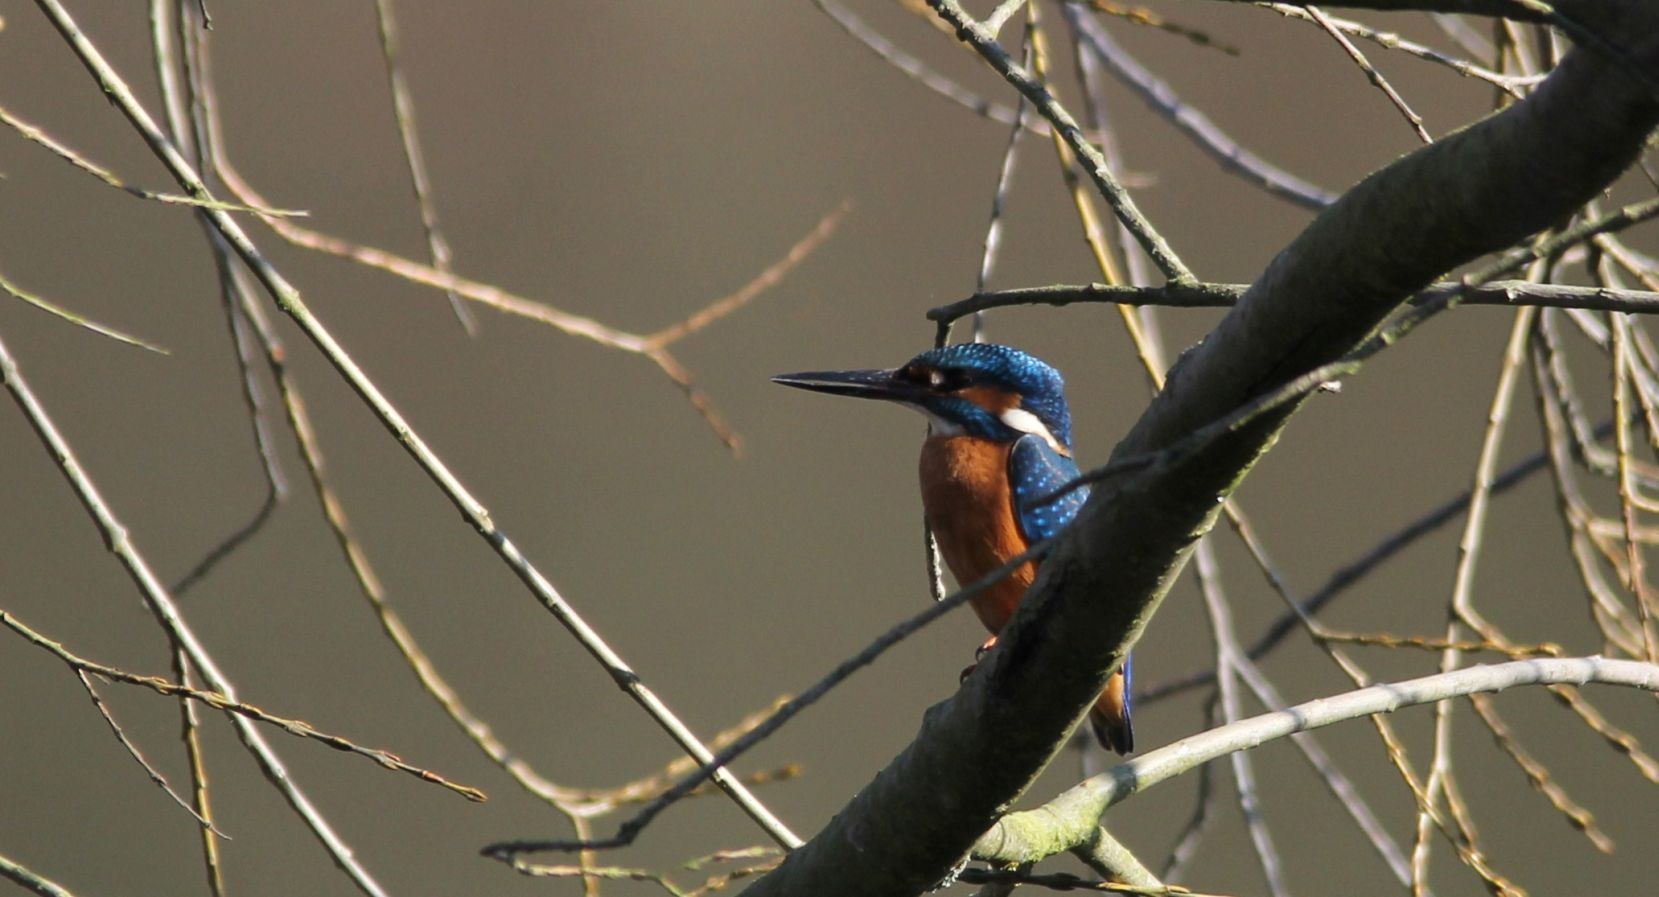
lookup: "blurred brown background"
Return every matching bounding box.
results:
[1,2,1654,895]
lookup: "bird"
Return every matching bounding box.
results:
[772,342,1132,753]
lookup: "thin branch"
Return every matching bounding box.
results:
[0,266,168,353]
[1468,692,1614,852]
[216,156,845,452]
[1259,4,1534,97]
[983,0,1029,37]
[1065,6,1337,210]
[1612,313,1659,658]
[980,658,1659,857]
[482,537,1055,858]
[1029,10,1167,387]
[31,0,800,849]
[151,11,243,895]
[2,609,486,802]
[0,305,390,896]
[1415,305,1535,894]
[168,280,285,596]
[1080,0,1241,55]
[1071,825,1168,892]
[1303,5,1433,143]
[173,649,227,897]
[928,279,1659,323]
[646,202,851,348]
[1192,542,1289,897]
[372,0,475,333]
[75,669,222,832]
[812,0,1049,134]
[970,18,1035,341]
[0,853,79,897]
[0,101,299,215]
[1160,695,1220,880]
[927,0,1195,282]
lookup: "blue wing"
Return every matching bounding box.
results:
[1008,434,1088,544]
[1010,434,1134,752]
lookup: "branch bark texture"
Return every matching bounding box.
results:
[746,7,1659,895]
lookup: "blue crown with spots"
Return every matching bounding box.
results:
[909,343,1073,448]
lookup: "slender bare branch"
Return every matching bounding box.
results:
[2,609,486,802]
[372,0,475,333]
[928,279,1659,323]
[31,0,800,850]
[926,0,1195,281]
[0,853,79,897]
[1066,7,1337,210]
[981,657,1659,858]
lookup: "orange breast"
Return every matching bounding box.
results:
[918,435,1036,634]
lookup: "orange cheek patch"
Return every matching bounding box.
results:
[957,386,1018,415]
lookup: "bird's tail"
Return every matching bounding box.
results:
[1088,663,1134,755]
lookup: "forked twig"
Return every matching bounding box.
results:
[33,0,801,856]
[926,0,1194,282]
[2,610,486,802]
[1302,5,1432,143]
[372,0,475,333]
[0,307,389,895]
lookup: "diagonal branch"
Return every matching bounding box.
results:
[925,0,1194,282]
[927,280,1659,323]
[980,657,1659,858]
[31,0,800,854]
[745,7,1659,893]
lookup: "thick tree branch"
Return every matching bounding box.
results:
[744,6,1659,894]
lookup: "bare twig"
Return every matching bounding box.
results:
[1260,5,1534,97]
[927,279,1659,323]
[1065,7,1336,210]
[216,156,846,451]
[1081,0,1241,55]
[1160,696,1219,880]
[1136,432,1569,705]
[926,0,1195,282]
[970,17,1035,341]
[0,306,389,894]
[1415,305,1535,895]
[812,0,1049,134]
[1303,5,1433,143]
[372,0,475,333]
[1192,543,1289,897]
[0,101,298,215]
[982,658,1659,855]
[482,537,1054,858]
[0,852,79,897]
[1028,10,1167,387]
[2,609,486,802]
[33,0,801,850]
[0,267,168,353]
[74,669,222,832]
[172,649,227,897]
[1612,313,1659,658]
[1468,693,1614,852]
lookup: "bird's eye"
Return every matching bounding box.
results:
[930,368,970,392]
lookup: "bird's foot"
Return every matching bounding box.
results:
[959,636,1001,683]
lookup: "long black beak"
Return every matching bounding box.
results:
[771,367,922,403]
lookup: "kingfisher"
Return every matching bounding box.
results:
[773,342,1132,754]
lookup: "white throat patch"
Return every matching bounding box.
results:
[1000,407,1065,452]
[913,405,965,437]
